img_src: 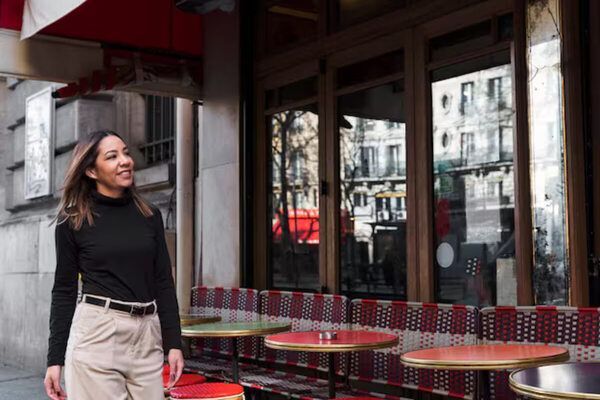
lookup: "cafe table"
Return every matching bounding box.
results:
[510,363,600,399]
[182,321,291,383]
[179,314,222,357]
[400,344,569,399]
[265,330,399,399]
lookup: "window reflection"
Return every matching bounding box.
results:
[269,107,320,290]
[432,63,516,307]
[339,81,407,298]
[527,0,568,305]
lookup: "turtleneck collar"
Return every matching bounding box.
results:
[90,188,132,206]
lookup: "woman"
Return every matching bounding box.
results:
[44,130,184,400]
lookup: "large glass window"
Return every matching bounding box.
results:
[432,55,516,307]
[339,80,407,298]
[269,106,320,291]
[526,0,568,305]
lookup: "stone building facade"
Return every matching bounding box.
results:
[0,78,176,369]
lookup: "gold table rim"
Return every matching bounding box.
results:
[265,335,399,353]
[181,322,291,338]
[400,347,569,370]
[508,367,600,400]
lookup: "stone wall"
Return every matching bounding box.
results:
[199,5,241,287]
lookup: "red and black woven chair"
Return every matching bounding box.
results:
[346,299,479,400]
[168,383,245,400]
[480,306,600,400]
[236,290,350,398]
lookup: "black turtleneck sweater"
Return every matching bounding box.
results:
[47,190,181,367]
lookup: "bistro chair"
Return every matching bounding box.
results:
[163,364,207,396]
[168,383,245,400]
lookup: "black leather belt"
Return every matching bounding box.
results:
[84,295,156,316]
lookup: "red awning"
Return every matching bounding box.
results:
[0,0,203,56]
[273,209,320,245]
[0,0,203,97]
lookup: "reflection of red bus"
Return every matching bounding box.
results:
[272,209,353,245]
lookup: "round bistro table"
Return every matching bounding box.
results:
[401,344,569,399]
[265,330,399,399]
[510,363,600,399]
[182,321,291,383]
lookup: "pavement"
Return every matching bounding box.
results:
[0,363,48,399]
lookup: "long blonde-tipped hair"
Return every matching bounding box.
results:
[55,130,153,230]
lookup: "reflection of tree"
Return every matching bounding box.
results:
[271,110,318,287]
[533,225,566,304]
[339,118,366,292]
[340,118,366,219]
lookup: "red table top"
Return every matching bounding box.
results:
[401,344,569,370]
[265,330,398,352]
[169,383,244,399]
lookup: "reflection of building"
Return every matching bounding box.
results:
[432,65,514,244]
[431,64,516,306]
[340,117,407,296]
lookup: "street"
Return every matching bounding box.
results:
[0,363,47,399]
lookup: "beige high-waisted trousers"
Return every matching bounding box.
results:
[64,294,164,400]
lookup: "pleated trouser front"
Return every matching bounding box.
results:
[64,296,164,400]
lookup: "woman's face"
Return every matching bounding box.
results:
[86,135,134,197]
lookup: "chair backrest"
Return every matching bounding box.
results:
[480,306,600,399]
[189,286,260,357]
[349,299,478,399]
[258,290,350,373]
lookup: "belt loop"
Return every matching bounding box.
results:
[103,297,111,313]
[153,300,158,316]
[82,294,88,303]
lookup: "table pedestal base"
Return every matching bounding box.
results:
[477,370,489,400]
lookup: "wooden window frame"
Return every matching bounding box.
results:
[326,30,413,297]
[253,0,590,306]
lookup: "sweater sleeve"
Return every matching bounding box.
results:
[47,221,79,366]
[153,208,182,352]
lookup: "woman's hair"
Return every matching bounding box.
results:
[55,130,154,230]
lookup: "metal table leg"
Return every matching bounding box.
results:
[232,337,240,383]
[477,370,490,400]
[328,353,336,398]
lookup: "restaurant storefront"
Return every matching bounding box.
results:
[3,0,600,372]
[250,0,599,308]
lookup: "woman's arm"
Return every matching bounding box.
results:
[47,220,79,367]
[153,208,184,386]
[152,208,182,352]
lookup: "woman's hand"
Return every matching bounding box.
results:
[44,365,66,400]
[166,348,184,388]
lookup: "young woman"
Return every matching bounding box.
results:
[44,130,184,400]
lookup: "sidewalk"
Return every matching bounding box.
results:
[0,363,47,399]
